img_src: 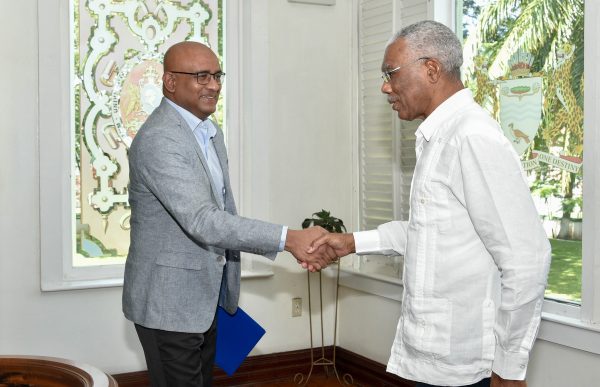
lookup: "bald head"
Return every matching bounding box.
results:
[163,41,217,73]
[162,41,222,120]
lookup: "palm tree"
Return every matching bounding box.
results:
[462,0,584,236]
[464,0,583,90]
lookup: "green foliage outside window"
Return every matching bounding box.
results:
[461,0,584,303]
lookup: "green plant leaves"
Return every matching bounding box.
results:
[302,209,347,233]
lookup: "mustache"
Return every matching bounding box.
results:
[387,97,397,104]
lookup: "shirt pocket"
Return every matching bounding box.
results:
[402,296,452,358]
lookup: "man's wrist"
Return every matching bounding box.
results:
[344,233,356,254]
[279,226,288,252]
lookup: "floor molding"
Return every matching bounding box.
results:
[112,346,414,386]
[335,347,414,386]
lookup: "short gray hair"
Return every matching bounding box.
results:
[388,20,463,79]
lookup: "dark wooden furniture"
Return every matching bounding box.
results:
[0,355,117,387]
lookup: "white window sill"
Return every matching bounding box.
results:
[538,311,600,354]
[42,277,124,292]
[241,270,274,279]
[339,267,403,302]
[42,266,274,291]
[338,269,600,355]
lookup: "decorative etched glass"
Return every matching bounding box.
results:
[71,0,223,266]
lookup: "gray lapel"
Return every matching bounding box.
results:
[162,101,225,210]
[211,125,236,215]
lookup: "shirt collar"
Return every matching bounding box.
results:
[415,88,473,142]
[165,97,217,139]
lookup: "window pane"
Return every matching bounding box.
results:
[460,0,584,303]
[71,0,223,267]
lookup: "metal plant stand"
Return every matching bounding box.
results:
[294,262,354,386]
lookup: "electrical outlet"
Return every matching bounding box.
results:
[292,297,302,317]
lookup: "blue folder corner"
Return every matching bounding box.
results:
[215,306,266,376]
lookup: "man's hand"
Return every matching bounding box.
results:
[491,372,526,387]
[285,227,337,272]
[307,232,356,258]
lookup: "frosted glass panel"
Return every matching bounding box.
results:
[71,0,222,266]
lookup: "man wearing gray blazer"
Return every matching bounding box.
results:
[123,41,334,387]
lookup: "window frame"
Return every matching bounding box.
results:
[39,0,112,291]
[569,0,600,330]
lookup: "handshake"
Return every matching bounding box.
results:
[284,226,356,272]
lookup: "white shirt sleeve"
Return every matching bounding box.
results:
[354,221,409,256]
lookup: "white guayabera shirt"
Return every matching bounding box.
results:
[354,89,551,386]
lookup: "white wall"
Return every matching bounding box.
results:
[233,0,354,356]
[0,0,351,374]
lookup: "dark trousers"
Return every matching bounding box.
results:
[135,318,217,387]
[415,378,491,387]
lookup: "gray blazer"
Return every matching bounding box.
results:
[123,98,283,333]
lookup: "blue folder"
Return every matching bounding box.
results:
[215,306,266,376]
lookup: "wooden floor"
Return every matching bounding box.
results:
[251,373,346,387]
[113,347,414,387]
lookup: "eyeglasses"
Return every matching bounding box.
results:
[169,71,226,85]
[381,57,430,83]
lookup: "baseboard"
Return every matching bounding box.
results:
[335,347,415,387]
[112,346,414,386]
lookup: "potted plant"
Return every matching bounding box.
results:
[297,209,351,385]
[302,209,346,234]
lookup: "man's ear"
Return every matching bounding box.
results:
[425,59,441,83]
[162,72,176,93]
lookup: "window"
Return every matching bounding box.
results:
[342,0,428,280]
[458,0,600,353]
[460,0,584,306]
[40,0,267,291]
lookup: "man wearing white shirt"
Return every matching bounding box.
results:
[309,20,550,387]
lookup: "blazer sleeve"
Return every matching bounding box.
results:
[129,122,283,256]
